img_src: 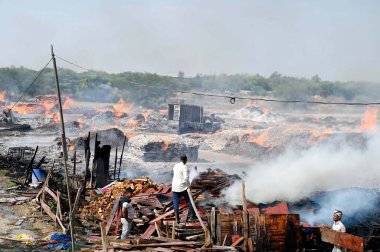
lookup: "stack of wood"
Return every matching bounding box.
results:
[79,177,161,221]
[192,168,240,198]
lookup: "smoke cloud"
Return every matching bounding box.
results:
[224,132,380,206]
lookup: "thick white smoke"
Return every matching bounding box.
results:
[224,132,380,205]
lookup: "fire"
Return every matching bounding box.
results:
[75,117,85,129]
[360,107,379,133]
[142,109,153,119]
[248,130,269,146]
[161,140,171,151]
[125,118,141,128]
[63,97,74,109]
[113,98,134,118]
[0,90,6,101]
[159,109,168,115]
[69,143,75,152]
[12,104,44,114]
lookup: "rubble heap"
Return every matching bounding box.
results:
[128,135,199,162]
[80,177,160,220]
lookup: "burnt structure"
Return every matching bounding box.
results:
[168,104,221,134]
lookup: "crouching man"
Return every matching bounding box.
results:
[120,188,134,239]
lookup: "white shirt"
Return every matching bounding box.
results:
[332,221,346,232]
[332,221,346,252]
[121,202,134,220]
[172,162,190,192]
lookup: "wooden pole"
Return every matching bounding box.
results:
[242,177,248,251]
[90,133,98,187]
[83,132,91,197]
[73,150,76,175]
[100,222,108,252]
[118,136,126,179]
[113,147,118,180]
[186,188,212,247]
[51,45,75,251]
[24,146,38,184]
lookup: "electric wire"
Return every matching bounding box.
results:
[55,55,380,106]
[11,58,53,109]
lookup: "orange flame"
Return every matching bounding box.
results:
[247,130,269,145]
[113,98,134,118]
[63,97,74,109]
[360,107,379,133]
[142,109,153,119]
[125,118,141,128]
[69,143,75,152]
[161,142,170,152]
[0,90,6,101]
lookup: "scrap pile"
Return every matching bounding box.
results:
[128,135,199,162]
[80,177,161,221]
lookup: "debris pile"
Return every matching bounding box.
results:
[128,135,199,162]
[80,177,160,221]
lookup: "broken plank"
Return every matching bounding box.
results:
[109,241,202,249]
[320,226,364,252]
[149,209,176,224]
[231,237,244,247]
[141,224,156,239]
[43,186,59,202]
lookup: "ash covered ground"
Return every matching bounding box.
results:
[1,93,380,239]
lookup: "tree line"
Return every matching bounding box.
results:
[0,66,379,108]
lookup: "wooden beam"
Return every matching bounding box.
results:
[231,237,244,247]
[242,178,248,251]
[109,241,202,249]
[44,186,59,202]
[155,222,163,237]
[72,186,83,216]
[142,224,156,239]
[320,226,364,252]
[100,222,108,252]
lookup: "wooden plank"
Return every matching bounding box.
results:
[247,238,254,252]
[320,226,364,252]
[231,237,244,247]
[44,186,59,202]
[155,222,163,237]
[100,222,108,252]
[242,178,248,251]
[141,224,156,239]
[72,186,83,215]
[149,206,185,225]
[41,200,56,220]
[105,199,120,234]
[109,241,202,249]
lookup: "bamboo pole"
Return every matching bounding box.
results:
[51,45,75,251]
[242,177,248,251]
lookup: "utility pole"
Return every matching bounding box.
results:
[51,45,75,251]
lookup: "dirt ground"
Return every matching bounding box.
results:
[0,173,56,251]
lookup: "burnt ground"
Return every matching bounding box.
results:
[0,158,56,251]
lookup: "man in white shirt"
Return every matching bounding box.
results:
[331,210,346,252]
[172,155,196,224]
[120,188,134,239]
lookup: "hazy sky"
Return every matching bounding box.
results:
[1,0,379,82]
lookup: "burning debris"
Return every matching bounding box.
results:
[128,134,199,162]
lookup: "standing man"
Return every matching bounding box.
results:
[120,188,134,239]
[172,155,196,224]
[332,210,346,252]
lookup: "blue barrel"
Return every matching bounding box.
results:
[32,169,47,184]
